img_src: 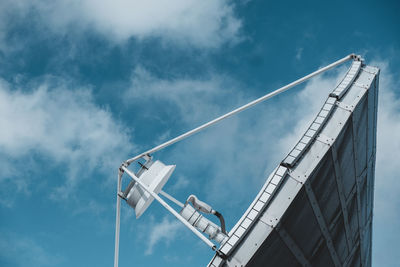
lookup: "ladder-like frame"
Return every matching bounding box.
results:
[113,54,362,267]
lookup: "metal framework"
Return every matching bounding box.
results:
[331,144,353,251]
[207,58,378,267]
[304,181,341,267]
[276,226,312,267]
[113,54,377,267]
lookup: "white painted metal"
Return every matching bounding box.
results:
[208,62,379,266]
[114,171,122,267]
[124,160,175,218]
[160,190,184,208]
[180,203,228,244]
[282,95,337,167]
[186,195,213,213]
[330,60,362,100]
[213,165,291,264]
[124,54,359,166]
[121,166,217,250]
[114,54,375,267]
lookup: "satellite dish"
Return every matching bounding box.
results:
[122,160,175,218]
[114,54,369,267]
[208,58,379,266]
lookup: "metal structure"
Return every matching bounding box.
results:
[113,54,379,267]
[208,59,379,266]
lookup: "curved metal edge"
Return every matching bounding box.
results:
[281,96,336,168]
[330,60,363,100]
[281,59,362,168]
[209,165,289,265]
[208,58,365,267]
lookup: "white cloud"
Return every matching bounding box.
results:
[168,175,190,193]
[126,67,267,202]
[128,66,243,124]
[276,66,347,152]
[72,199,106,216]
[2,0,241,48]
[0,78,133,202]
[123,65,344,256]
[145,216,182,255]
[125,65,348,209]
[0,232,62,267]
[296,47,303,60]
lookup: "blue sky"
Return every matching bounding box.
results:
[0,1,399,266]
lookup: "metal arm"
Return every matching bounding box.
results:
[186,194,227,235]
[114,54,361,267]
[212,210,227,235]
[121,166,217,250]
[124,54,359,166]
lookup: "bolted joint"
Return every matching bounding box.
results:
[119,162,128,174]
[350,53,364,62]
[117,192,127,200]
[216,249,228,260]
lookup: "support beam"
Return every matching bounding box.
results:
[350,114,366,265]
[160,190,184,208]
[304,183,341,267]
[125,54,358,165]
[121,166,217,251]
[364,76,377,267]
[331,144,353,251]
[362,213,374,267]
[276,226,312,267]
[343,240,360,266]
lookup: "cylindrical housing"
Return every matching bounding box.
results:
[180,204,228,244]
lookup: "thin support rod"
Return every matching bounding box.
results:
[160,190,184,208]
[121,166,217,250]
[114,171,123,267]
[126,54,357,165]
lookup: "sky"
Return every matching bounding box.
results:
[0,0,399,266]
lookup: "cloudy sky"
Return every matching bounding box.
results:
[0,0,399,266]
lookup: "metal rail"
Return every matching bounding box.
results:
[121,166,217,250]
[125,54,359,166]
[114,54,361,267]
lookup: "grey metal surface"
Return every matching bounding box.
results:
[208,62,379,267]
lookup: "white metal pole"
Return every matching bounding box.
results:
[160,190,184,208]
[114,172,122,267]
[125,54,357,165]
[121,166,217,250]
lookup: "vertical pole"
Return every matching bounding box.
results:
[114,171,122,267]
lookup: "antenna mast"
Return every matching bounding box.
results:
[114,54,362,267]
